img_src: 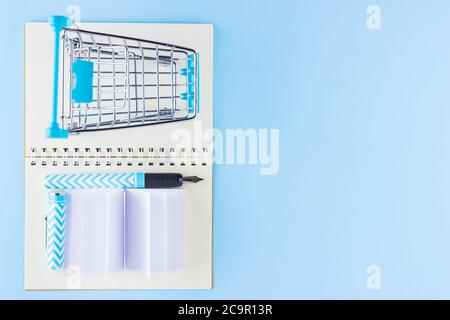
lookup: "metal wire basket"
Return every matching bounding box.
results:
[46,16,199,138]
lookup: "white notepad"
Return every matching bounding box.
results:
[24,22,213,290]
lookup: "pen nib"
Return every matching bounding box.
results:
[182,176,204,183]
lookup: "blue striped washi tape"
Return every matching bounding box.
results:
[46,192,66,270]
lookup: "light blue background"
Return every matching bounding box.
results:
[1,0,450,299]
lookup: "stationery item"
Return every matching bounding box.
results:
[46,191,66,270]
[125,189,184,276]
[65,189,125,275]
[63,188,184,276]
[44,172,203,190]
[25,21,213,290]
[47,16,199,138]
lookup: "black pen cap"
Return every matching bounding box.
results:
[144,173,183,188]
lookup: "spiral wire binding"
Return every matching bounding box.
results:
[27,147,210,167]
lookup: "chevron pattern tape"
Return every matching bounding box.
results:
[45,173,136,189]
[46,192,66,270]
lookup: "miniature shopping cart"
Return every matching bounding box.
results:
[46,16,199,138]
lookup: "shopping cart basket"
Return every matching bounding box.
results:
[46,16,199,139]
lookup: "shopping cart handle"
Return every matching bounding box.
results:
[46,16,71,139]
